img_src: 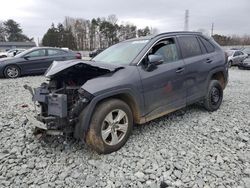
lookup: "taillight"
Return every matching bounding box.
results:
[76,52,82,59]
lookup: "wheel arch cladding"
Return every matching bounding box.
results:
[73,90,141,140]
[211,71,226,89]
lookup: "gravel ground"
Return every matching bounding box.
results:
[0,68,250,188]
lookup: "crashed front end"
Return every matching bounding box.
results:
[25,60,122,136]
[27,82,92,135]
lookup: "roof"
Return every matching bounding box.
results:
[0,41,36,46]
[125,31,203,42]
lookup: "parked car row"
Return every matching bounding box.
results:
[226,49,248,67]
[0,47,82,78]
[0,49,26,58]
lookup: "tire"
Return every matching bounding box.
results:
[85,99,133,154]
[4,65,20,78]
[203,80,223,112]
[228,60,232,68]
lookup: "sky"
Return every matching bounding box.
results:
[0,0,250,43]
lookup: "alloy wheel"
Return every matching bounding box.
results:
[6,67,19,78]
[101,109,128,146]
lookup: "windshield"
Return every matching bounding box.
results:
[93,40,149,64]
[15,48,34,58]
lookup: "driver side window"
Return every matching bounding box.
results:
[150,38,179,63]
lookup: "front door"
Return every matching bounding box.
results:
[19,49,49,74]
[138,37,186,120]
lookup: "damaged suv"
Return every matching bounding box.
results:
[26,32,228,154]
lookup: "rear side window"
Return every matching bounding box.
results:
[199,37,215,53]
[178,35,202,58]
[48,49,66,56]
[234,51,240,56]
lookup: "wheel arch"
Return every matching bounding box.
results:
[211,71,226,89]
[74,89,141,140]
[206,67,228,90]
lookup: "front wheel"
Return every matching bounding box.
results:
[203,80,223,112]
[85,99,133,154]
[4,65,20,78]
[228,60,232,68]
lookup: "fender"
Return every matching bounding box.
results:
[204,65,228,94]
[73,88,141,140]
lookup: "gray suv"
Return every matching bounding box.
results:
[26,32,228,154]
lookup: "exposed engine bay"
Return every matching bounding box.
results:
[25,61,122,135]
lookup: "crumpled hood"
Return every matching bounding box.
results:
[45,59,124,78]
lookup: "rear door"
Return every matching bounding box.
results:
[233,51,241,64]
[177,35,215,103]
[238,51,246,62]
[47,49,67,61]
[138,37,186,119]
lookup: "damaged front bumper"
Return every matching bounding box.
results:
[24,83,92,135]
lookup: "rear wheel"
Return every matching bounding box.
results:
[86,99,133,154]
[4,65,20,78]
[203,80,223,111]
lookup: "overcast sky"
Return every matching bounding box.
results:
[1,0,250,43]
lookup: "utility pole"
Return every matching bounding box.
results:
[184,9,189,31]
[211,23,214,37]
[37,37,39,47]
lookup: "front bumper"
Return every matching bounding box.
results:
[25,84,91,134]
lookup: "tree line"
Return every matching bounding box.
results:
[42,15,153,50]
[0,19,32,42]
[1,18,250,49]
[212,34,250,46]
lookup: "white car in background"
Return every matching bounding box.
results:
[226,50,248,67]
[0,49,26,58]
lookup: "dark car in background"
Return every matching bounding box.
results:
[238,58,250,70]
[89,49,104,58]
[27,32,228,154]
[0,47,81,78]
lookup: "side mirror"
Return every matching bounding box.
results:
[148,54,164,65]
[24,56,30,60]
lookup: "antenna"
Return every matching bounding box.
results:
[184,10,189,31]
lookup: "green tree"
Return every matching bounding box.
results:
[3,19,31,41]
[63,27,77,50]
[0,22,6,41]
[42,23,76,49]
[42,23,59,47]
[137,26,151,37]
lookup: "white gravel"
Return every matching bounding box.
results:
[0,68,250,188]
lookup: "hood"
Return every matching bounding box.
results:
[45,59,124,78]
[0,57,15,62]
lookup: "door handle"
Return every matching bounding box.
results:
[206,58,213,63]
[176,67,184,73]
